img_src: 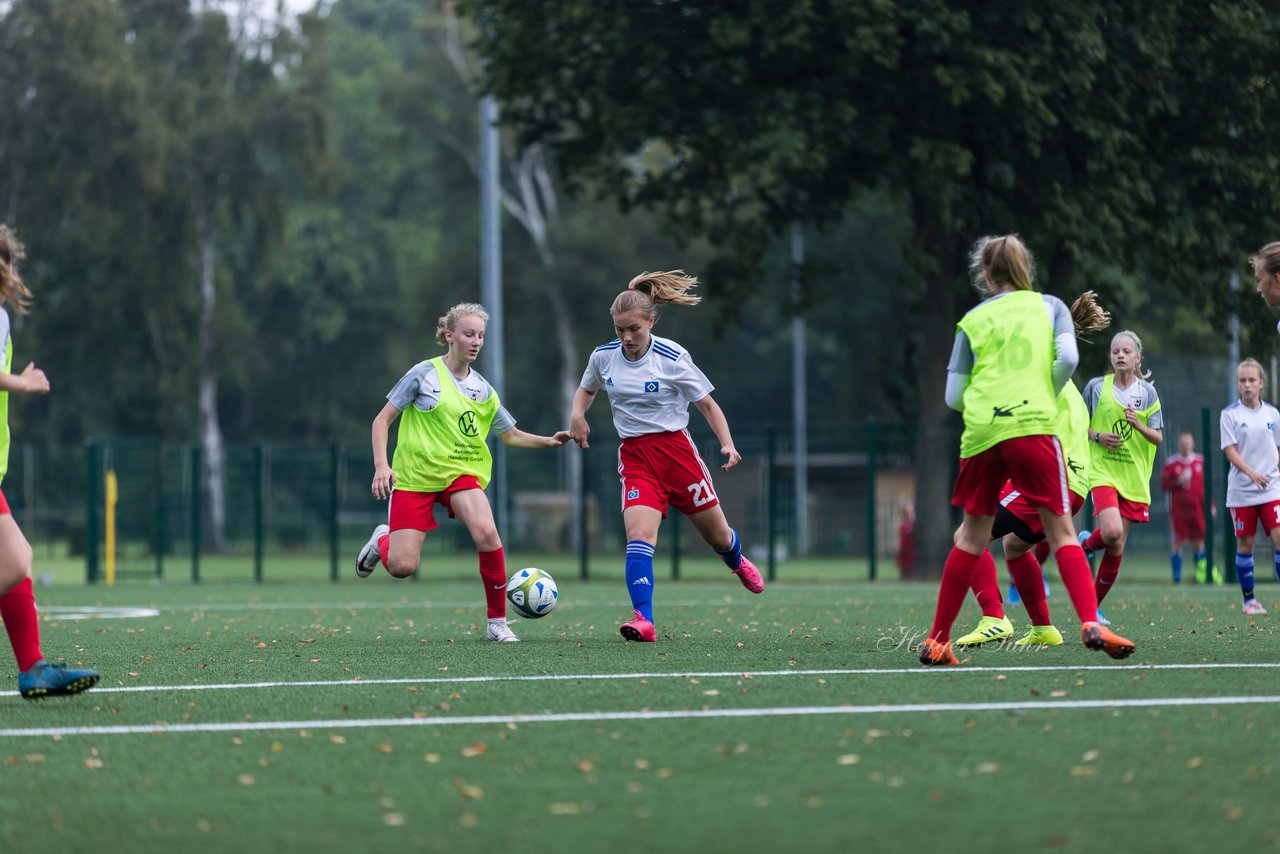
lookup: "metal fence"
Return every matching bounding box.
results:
[4,353,1260,585]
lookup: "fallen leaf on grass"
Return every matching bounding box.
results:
[454,779,484,800]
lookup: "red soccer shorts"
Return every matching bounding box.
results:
[1091,485,1150,523]
[618,430,720,517]
[1230,501,1280,538]
[952,434,1071,517]
[388,475,484,533]
[1170,511,1206,542]
[1000,482,1086,536]
[0,488,9,515]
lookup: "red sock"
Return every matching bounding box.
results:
[478,548,507,618]
[1082,529,1105,553]
[970,550,1004,618]
[1007,552,1050,625]
[1095,552,1123,604]
[930,547,980,643]
[377,533,390,568]
[1054,544,1099,624]
[0,577,43,672]
[1033,540,1051,564]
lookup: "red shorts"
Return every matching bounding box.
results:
[952,435,1071,517]
[1091,485,1150,523]
[1170,511,1206,542]
[0,488,9,515]
[618,430,719,517]
[1230,501,1280,537]
[999,483,1085,536]
[388,476,484,532]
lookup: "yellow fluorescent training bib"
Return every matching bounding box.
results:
[393,357,499,492]
[956,290,1057,458]
[1087,373,1160,504]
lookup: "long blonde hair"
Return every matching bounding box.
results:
[1069,291,1111,340]
[434,302,489,347]
[0,225,34,315]
[969,234,1034,295]
[610,270,701,317]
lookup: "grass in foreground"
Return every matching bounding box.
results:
[0,575,1277,853]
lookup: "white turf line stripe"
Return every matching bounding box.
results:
[4,695,1280,738]
[4,662,1278,699]
[62,601,826,614]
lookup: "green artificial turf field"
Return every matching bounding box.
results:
[1,565,1276,853]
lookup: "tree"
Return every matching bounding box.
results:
[124,0,331,547]
[461,1,1280,572]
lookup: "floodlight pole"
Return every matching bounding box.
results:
[480,94,507,539]
[791,223,808,556]
[1228,271,1240,403]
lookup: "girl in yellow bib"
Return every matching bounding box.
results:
[355,303,571,642]
[1079,330,1163,612]
[922,235,1134,665]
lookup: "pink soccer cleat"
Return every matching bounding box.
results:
[619,610,656,643]
[732,555,765,594]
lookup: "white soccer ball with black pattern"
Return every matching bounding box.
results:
[506,567,558,619]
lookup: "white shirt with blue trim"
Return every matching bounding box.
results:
[1221,399,1280,507]
[579,334,714,438]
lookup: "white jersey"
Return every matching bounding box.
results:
[1220,399,1280,507]
[579,334,714,438]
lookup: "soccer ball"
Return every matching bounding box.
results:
[506,567,558,619]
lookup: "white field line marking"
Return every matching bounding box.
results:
[3,695,1279,738]
[40,606,161,620]
[4,661,1278,699]
[37,598,978,615]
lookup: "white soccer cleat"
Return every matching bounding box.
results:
[1243,598,1268,616]
[487,619,520,642]
[355,524,388,578]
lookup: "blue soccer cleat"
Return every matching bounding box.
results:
[1078,529,1095,560]
[18,659,100,700]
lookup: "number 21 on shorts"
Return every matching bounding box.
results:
[687,479,717,507]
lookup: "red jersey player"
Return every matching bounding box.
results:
[1160,431,1217,584]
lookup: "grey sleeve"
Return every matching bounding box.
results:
[492,404,516,433]
[1082,377,1103,414]
[0,310,10,365]
[945,331,972,411]
[1045,296,1078,393]
[1141,382,1163,430]
[386,362,438,411]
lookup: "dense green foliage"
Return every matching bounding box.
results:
[462,0,1280,565]
[3,1,1280,563]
